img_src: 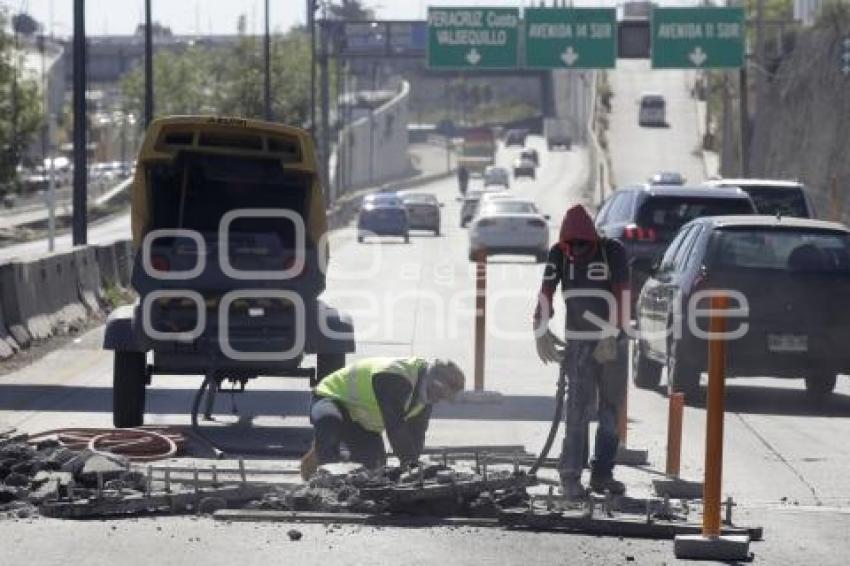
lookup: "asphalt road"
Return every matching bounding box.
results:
[3,71,850,563]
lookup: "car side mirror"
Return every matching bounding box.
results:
[544,214,551,220]
[649,256,662,275]
[440,202,445,208]
[455,197,463,202]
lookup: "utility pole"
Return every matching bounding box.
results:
[751,0,766,176]
[72,0,87,245]
[144,0,153,128]
[319,17,331,198]
[39,34,56,251]
[263,0,272,121]
[739,66,750,177]
[308,0,317,134]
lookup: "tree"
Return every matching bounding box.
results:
[0,8,44,187]
[120,28,316,127]
[326,0,374,21]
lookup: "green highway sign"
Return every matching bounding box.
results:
[427,7,520,69]
[651,8,745,69]
[524,8,617,69]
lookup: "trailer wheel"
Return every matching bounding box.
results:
[113,351,147,428]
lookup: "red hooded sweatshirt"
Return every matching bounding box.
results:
[534,205,629,330]
[557,205,600,261]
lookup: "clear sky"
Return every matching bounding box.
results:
[1,1,643,38]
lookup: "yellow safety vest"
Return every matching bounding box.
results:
[315,357,427,433]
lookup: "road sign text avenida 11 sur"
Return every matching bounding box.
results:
[524,8,617,69]
[427,7,520,69]
[651,7,745,69]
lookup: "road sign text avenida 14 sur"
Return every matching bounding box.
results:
[427,7,520,69]
[651,7,745,69]
[524,8,617,69]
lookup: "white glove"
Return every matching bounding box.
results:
[535,327,566,364]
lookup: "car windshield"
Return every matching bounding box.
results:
[366,194,401,207]
[641,96,664,108]
[710,228,850,273]
[738,186,809,217]
[637,196,753,237]
[402,194,437,204]
[482,201,537,215]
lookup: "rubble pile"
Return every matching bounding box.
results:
[248,461,533,518]
[0,436,140,517]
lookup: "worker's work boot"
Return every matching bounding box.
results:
[589,473,625,495]
[300,444,319,481]
[560,475,587,502]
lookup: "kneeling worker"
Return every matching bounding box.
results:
[301,357,465,479]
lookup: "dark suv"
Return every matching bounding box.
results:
[633,216,850,400]
[595,185,757,305]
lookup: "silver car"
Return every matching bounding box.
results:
[401,192,442,235]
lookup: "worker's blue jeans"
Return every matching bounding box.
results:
[558,339,626,481]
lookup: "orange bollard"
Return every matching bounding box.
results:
[703,294,729,537]
[474,249,487,392]
[666,392,685,478]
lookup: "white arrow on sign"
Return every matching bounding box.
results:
[689,46,708,67]
[560,46,579,66]
[465,48,482,66]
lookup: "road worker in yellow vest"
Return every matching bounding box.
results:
[300,357,465,479]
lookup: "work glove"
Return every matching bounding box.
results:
[592,330,625,364]
[535,327,566,365]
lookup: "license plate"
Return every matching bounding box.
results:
[768,334,808,352]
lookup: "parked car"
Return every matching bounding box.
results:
[648,171,685,186]
[638,93,666,127]
[513,157,536,179]
[703,178,817,218]
[633,215,850,400]
[504,129,528,147]
[357,192,410,243]
[400,192,441,236]
[484,165,511,189]
[595,185,757,302]
[468,198,549,262]
[520,148,540,166]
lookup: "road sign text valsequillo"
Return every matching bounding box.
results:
[429,9,518,47]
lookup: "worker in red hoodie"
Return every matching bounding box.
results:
[534,204,630,500]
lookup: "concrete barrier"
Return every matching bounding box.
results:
[0,297,18,359]
[113,240,133,287]
[38,253,87,333]
[0,260,51,344]
[73,246,103,313]
[95,244,121,289]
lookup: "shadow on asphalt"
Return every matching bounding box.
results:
[0,384,560,422]
[643,382,850,417]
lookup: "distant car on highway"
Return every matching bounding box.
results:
[460,186,508,228]
[358,192,410,243]
[504,129,528,147]
[483,165,511,189]
[595,185,757,302]
[633,215,850,400]
[703,178,817,218]
[468,198,549,262]
[400,192,441,236]
[639,93,666,127]
[513,156,536,179]
[648,171,685,185]
[520,148,540,166]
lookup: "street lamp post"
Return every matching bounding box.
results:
[264,0,272,121]
[72,0,87,246]
[144,0,153,128]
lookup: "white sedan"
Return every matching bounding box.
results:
[468,199,550,262]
